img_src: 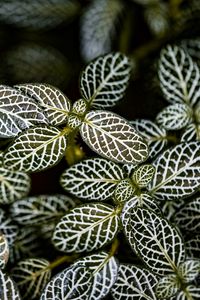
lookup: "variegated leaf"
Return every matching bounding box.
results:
[10,194,79,225]
[81,111,148,165]
[156,103,193,130]
[0,85,47,138]
[178,259,200,283]
[185,235,200,258]
[131,164,155,188]
[52,203,120,253]
[156,274,180,299]
[181,123,200,142]
[181,38,200,66]
[148,142,200,201]
[113,179,135,203]
[80,53,131,108]
[160,199,185,222]
[0,208,19,250]
[0,233,9,269]
[73,251,119,300]
[129,208,186,276]
[60,158,124,201]
[111,264,158,300]
[174,285,200,300]
[12,258,51,300]
[159,44,200,106]
[0,269,21,300]
[16,84,71,126]
[3,125,67,172]
[40,265,92,300]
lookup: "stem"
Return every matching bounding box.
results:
[109,238,120,257]
[47,254,79,271]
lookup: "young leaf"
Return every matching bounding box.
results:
[81,111,148,165]
[156,274,180,299]
[111,264,158,300]
[16,83,71,126]
[0,85,47,138]
[131,164,155,188]
[129,208,186,276]
[52,203,120,253]
[0,208,19,250]
[181,123,200,142]
[0,269,21,300]
[80,52,131,108]
[3,125,67,172]
[174,285,200,300]
[60,158,124,201]
[114,179,135,203]
[148,142,200,201]
[0,233,9,269]
[178,259,200,283]
[12,258,51,300]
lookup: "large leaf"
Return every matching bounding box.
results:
[156,274,180,299]
[0,208,19,250]
[60,158,124,201]
[80,52,131,108]
[111,264,158,300]
[148,142,200,201]
[129,208,186,276]
[81,111,148,165]
[16,83,71,126]
[158,44,200,106]
[178,259,200,283]
[0,269,21,300]
[0,233,9,269]
[0,85,47,138]
[52,203,120,253]
[3,125,67,172]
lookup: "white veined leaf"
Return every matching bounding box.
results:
[122,164,137,177]
[181,38,200,66]
[156,274,180,299]
[129,208,186,276]
[160,198,185,222]
[130,119,168,159]
[111,264,158,300]
[131,164,155,188]
[10,194,79,225]
[181,123,200,142]
[80,52,131,108]
[148,142,200,201]
[156,103,193,130]
[80,0,123,62]
[113,179,135,203]
[0,208,19,250]
[175,197,200,233]
[158,44,200,106]
[12,258,51,300]
[40,265,92,300]
[60,158,125,201]
[178,259,200,283]
[174,285,200,300]
[0,85,47,138]
[3,125,67,172]
[52,203,120,253]
[185,235,200,258]
[0,269,21,300]
[0,233,9,269]
[81,111,148,165]
[73,251,119,300]
[16,83,71,126]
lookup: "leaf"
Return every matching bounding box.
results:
[81,111,148,165]
[52,203,120,253]
[80,52,131,108]
[148,142,200,201]
[0,85,47,138]
[40,265,92,300]
[113,179,135,203]
[129,208,186,276]
[160,199,185,222]
[12,258,51,300]
[156,103,193,130]
[158,44,200,106]
[0,208,19,250]
[181,38,200,66]
[16,83,71,126]
[0,269,21,300]
[185,235,200,258]
[181,123,200,142]
[0,233,9,269]
[3,125,67,172]
[73,251,119,300]
[10,194,79,225]
[131,164,155,188]
[178,259,200,283]
[156,274,180,299]
[60,158,124,201]
[111,264,158,300]
[174,285,200,300]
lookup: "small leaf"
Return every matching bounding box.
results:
[60,158,124,201]
[148,142,200,201]
[0,269,21,300]
[52,203,120,253]
[81,111,148,165]
[16,83,71,126]
[0,233,9,269]
[175,285,200,300]
[131,164,155,188]
[80,52,131,108]
[4,125,67,172]
[181,123,200,142]
[156,274,180,299]
[114,179,135,203]
[111,264,158,300]
[178,259,200,283]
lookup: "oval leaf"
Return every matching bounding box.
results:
[178,259,200,283]
[0,233,9,269]
[175,285,200,300]
[156,274,180,299]
[0,269,21,300]
[114,179,135,204]
[131,164,155,188]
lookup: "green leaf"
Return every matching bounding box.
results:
[185,235,200,258]
[16,83,71,126]
[12,258,51,300]
[174,285,200,300]
[0,233,9,269]
[40,265,92,300]
[80,52,131,108]
[0,208,19,250]
[148,142,200,201]
[0,85,47,138]
[111,264,158,300]
[156,274,180,299]
[160,199,185,222]
[3,125,67,172]
[60,158,124,201]
[181,123,200,142]
[52,203,120,253]
[129,208,186,276]
[159,44,200,106]
[0,269,21,300]
[178,259,200,283]
[114,179,135,203]
[81,111,148,165]
[131,164,155,188]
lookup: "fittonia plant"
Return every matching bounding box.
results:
[0,46,200,299]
